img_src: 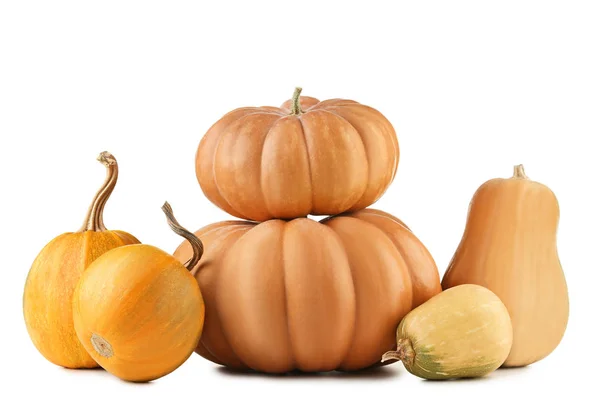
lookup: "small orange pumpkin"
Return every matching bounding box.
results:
[174,208,441,373]
[23,152,139,368]
[72,203,205,382]
[195,88,400,221]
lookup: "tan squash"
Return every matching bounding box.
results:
[72,203,205,382]
[173,208,441,373]
[442,164,569,367]
[23,152,139,368]
[195,87,399,221]
[382,284,513,380]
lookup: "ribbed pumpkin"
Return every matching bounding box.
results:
[173,209,441,373]
[195,88,399,221]
[23,152,139,368]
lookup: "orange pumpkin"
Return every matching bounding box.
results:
[72,203,205,382]
[23,152,139,368]
[173,209,441,373]
[195,88,400,221]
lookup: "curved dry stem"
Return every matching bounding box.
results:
[79,151,118,232]
[161,202,204,271]
[381,338,415,366]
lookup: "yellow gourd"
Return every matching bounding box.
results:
[382,284,513,380]
[442,164,569,367]
[23,152,139,368]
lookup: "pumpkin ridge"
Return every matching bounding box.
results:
[257,118,287,220]
[63,234,93,366]
[111,230,141,245]
[208,109,280,219]
[316,108,371,208]
[214,223,265,369]
[211,122,253,219]
[305,108,369,213]
[79,232,90,273]
[197,108,257,219]
[330,222,358,371]
[214,112,283,221]
[197,224,252,368]
[296,117,315,213]
[350,216,416,309]
[324,104,400,196]
[325,103,400,176]
[350,209,411,231]
[342,103,400,179]
[326,217,369,371]
[280,222,297,370]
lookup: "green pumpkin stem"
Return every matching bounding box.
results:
[289,87,304,115]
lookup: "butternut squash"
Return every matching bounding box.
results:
[442,164,569,367]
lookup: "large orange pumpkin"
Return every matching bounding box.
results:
[195,88,400,221]
[173,209,441,373]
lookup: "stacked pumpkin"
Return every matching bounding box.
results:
[177,88,442,372]
[23,88,569,383]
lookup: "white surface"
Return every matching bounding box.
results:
[1,1,599,398]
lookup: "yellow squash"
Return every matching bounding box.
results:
[23,152,139,368]
[442,165,569,367]
[72,203,205,382]
[382,284,513,380]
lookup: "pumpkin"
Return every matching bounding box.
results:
[173,208,441,373]
[442,165,569,367]
[72,203,205,382]
[195,87,400,221]
[23,152,139,369]
[382,284,513,380]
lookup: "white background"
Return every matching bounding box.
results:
[1,1,599,398]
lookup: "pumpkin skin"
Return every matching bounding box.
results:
[72,204,205,382]
[195,88,400,221]
[173,208,441,373]
[73,245,205,382]
[23,152,139,369]
[442,165,569,367]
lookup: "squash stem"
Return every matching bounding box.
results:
[513,164,528,179]
[78,151,118,232]
[289,87,304,115]
[162,202,204,271]
[381,338,415,366]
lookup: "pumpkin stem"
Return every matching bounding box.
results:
[289,87,304,115]
[78,151,118,232]
[513,164,528,179]
[161,202,204,271]
[381,338,415,366]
